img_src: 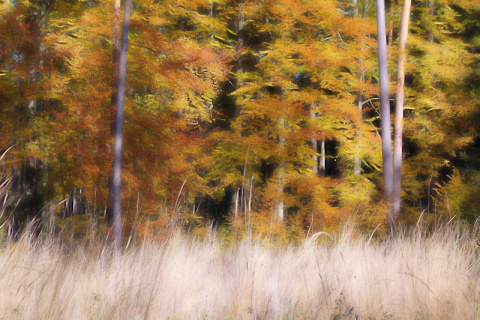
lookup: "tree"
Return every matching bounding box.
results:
[0,0,76,238]
[376,0,394,219]
[206,0,386,235]
[392,0,412,219]
[400,0,479,218]
[427,0,435,43]
[42,0,230,236]
[105,0,122,225]
[111,0,132,250]
[2,0,479,239]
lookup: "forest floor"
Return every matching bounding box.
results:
[0,224,478,320]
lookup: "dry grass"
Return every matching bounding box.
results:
[0,224,478,320]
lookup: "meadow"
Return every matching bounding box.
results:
[0,223,478,320]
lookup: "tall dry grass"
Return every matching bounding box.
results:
[0,224,478,320]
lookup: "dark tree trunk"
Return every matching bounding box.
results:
[23,158,40,235]
[65,191,73,217]
[8,159,41,239]
[10,164,23,241]
[65,187,87,217]
[78,187,86,215]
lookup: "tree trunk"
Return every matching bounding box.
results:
[363,0,371,18]
[310,103,318,174]
[388,0,394,46]
[10,164,23,241]
[392,0,411,220]
[353,0,364,175]
[65,189,74,217]
[106,0,122,225]
[236,1,245,76]
[277,118,285,222]
[427,0,434,42]
[311,138,318,174]
[112,0,132,251]
[320,138,326,177]
[352,0,359,17]
[376,0,394,206]
[354,69,363,175]
[112,0,121,133]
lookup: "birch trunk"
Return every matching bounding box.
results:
[106,0,122,225]
[320,138,326,177]
[311,138,318,174]
[354,69,364,175]
[392,0,411,220]
[277,118,285,222]
[310,103,318,174]
[352,0,359,18]
[376,0,394,204]
[112,0,121,133]
[112,0,132,251]
[353,0,363,175]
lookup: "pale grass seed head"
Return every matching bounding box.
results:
[0,224,478,319]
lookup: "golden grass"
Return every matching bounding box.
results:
[0,225,478,319]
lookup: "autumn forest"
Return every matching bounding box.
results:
[1,0,480,242]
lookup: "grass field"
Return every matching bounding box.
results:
[0,224,478,319]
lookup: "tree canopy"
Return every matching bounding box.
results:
[1,0,479,241]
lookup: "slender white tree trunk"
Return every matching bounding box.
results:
[352,0,359,18]
[311,138,318,174]
[112,0,121,126]
[354,68,364,175]
[392,0,411,219]
[106,0,122,226]
[376,0,394,207]
[277,118,285,222]
[353,0,363,176]
[320,138,326,176]
[112,0,132,252]
[310,103,318,174]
